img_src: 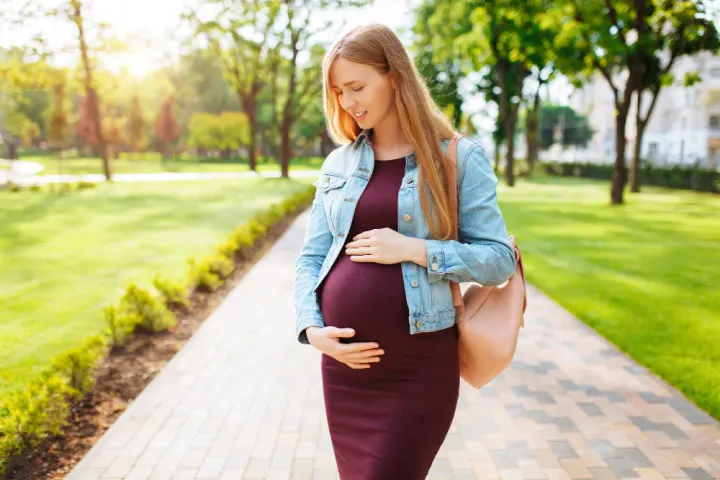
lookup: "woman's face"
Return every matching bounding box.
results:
[329,57,395,130]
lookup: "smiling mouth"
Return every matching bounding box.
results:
[354,111,367,119]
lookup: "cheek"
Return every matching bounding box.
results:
[366,85,394,111]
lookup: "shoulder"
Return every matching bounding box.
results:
[456,136,496,183]
[319,143,357,176]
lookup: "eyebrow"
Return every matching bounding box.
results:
[331,80,361,89]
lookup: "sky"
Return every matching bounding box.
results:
[0,0,575,136]
[0,0,418,76]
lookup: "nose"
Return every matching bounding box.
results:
[341,94,356,112]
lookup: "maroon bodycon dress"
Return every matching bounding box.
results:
[316,157,460,479]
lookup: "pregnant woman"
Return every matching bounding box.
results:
[293,24,516,479]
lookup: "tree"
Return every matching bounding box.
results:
[187,111,250,158]
[428,0,557,186]
[69,0,111,180]
[74,94,100,153]
[538,105,593,149]
[628,1,719,192]
[154,95,181,160]
[104,103,124,160]
[127,95,147,152]
[47,76,69,150]
[552,0,718,203]
[412,0,463,127]
[191,0,282,172]
[0,51,56,159]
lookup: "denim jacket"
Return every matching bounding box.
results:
[293,131,516,344]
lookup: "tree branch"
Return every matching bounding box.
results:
[603,0,627,45]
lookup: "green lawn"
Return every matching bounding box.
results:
[15,154,324,175]
[498,176,720,419]
[0,177,312,396]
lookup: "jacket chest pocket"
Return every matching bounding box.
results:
[313,173,348,233]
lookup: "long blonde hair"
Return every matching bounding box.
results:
[322,23,457,241]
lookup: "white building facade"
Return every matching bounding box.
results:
[570,50,720,169]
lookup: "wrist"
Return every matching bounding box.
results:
[406,237,427,267]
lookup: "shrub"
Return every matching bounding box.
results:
[76,181,97,190]
[208,254,234,278]
[187,257,222,292]
[103,305,140,346]
[152,274,190,309]
[540,161,719,193]
[215,237,240,260]
[50,335,106,395]
[119,283,176,333]
[0,186,317,473]
[247,219,268,239]
[230,225,256,259]
[0,375,74,472]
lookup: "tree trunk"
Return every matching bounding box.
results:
[525,94,541,177]
[280,33,300,179]
[611,106,630,204]
[7,139,18,160]
[503,98,521,187]
[504,121,516,187]
[493,135,501,172]
[630,116,646,193]
[72,1,111,181]
[320,130,332,157]
[241,95,258,171]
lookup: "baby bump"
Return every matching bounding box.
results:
[318,255,409,344]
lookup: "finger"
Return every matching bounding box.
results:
[342,341,380,353]
[345,247,374,256]
[345,239,372,249]
[346,362,371,369]
[340,356,380,364]
[327,327,356,338]
[349,254,376,262]
[353,231,373,241]
[346,348,385,359]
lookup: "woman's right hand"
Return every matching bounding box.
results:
[306,326,384,369]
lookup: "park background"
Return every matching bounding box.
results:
[0,0,719,477]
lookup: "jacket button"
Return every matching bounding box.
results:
[403,214,411,221]
[338,233,345,237]
[416,320,423,328]
[411,280,418,287]
[431,263,439,271]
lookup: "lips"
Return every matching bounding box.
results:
[353,111,367,121]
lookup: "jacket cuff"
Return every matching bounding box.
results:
[296,314,326,344]
[424,240,446,283]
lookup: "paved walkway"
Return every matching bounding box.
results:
[68,210,720,480]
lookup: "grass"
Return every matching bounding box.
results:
[0,177,313,396]
[498,175,720,419]
[12,154,324,175]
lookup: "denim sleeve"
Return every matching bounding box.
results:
[424,144,516,285]
[293,183,332,344]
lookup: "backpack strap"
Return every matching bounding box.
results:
[444,133,465,313]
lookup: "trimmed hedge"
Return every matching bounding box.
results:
[0,185,315,474]
[541,161,719,193]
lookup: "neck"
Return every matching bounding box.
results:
[369,108,409,149]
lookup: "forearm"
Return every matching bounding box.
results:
[406,235,515,285]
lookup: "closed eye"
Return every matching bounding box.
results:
[352,86,364,92]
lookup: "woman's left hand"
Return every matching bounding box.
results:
[345,228,423,265]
